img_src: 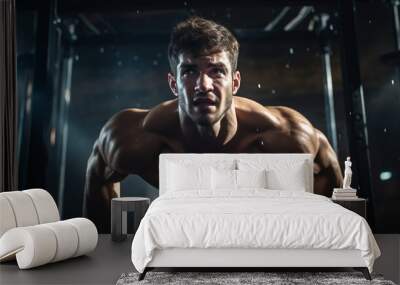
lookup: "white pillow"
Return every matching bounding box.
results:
[211,169,268,190]
[266,167,307,191]
[211,168,237,190]
[237,159,308,191]
[167,163,212,191]
[236,169,268,189]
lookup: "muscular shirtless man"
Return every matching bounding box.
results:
[83,16,342,232]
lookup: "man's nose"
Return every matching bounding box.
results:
[194,73,213,93]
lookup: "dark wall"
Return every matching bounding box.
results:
[15,2,399,233]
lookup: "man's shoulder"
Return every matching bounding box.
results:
[105,108,149,129]
[235,97,304,131]
[95,102,177,167]
[97,100,178,152]
[102,99,178,133]
[265,104,317,140]
[235,97,320,150]
[97,108,149,151]
[142,99,179,133]
[235,97,311,128]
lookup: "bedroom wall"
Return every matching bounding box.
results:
[15,2,399,233]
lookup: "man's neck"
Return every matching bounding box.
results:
[179,104,238,152]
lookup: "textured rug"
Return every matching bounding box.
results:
[116,271,396,285]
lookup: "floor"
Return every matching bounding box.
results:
[0,235,134,285]
[1,234,399,285]
[373,234,400,284]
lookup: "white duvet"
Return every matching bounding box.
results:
[131,190,380,273]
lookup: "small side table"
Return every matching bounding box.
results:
[331,197,367,219]
[111,197,150,242]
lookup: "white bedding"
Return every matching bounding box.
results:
[131,190,380,273]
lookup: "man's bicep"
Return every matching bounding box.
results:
[85,141,126,194]
[83,141,126,220]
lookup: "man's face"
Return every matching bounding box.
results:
[168,50,241,126]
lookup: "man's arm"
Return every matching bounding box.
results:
[82,109,162,233]
[83,140,126,233]
[313,130,343,197]
[264,106,342,196]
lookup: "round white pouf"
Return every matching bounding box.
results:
[0,225,57,269]
[0,191,39,228]
[24,189,60,224]
[0,196,17,237]
[0,218,98,269]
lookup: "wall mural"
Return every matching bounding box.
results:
[16,4,399,233]
[82,17,342,232]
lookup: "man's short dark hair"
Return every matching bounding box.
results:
[168,16,239,75]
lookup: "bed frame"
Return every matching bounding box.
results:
[140,248,371,280]
[139,154,371,280]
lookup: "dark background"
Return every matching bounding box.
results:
[15,1,399,233]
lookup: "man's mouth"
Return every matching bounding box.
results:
[193,97,217,107]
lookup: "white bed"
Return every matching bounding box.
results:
[131,153,380,280]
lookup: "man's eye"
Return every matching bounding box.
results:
[211,68,225,76]
[182,69,196,76]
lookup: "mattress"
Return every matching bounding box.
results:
[131,190,380,273]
